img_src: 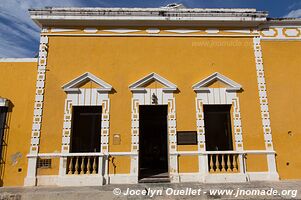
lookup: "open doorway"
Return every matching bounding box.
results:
[204,105,233,151]
[70,106,102,153]
[139,105,168,181]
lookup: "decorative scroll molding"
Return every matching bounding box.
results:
[50,28,80,33]
[283,28,301,37]
[43,27,260,37]
[129,73,179,183]
[165,29,200,34]
[146,28,160,34]
[24,35,48,186]
[205,29,219,34]
[84,28,98,33]
[260,27,301,40]
[224,29,251,34]
[261,28,278,37]
[102,28,140,33]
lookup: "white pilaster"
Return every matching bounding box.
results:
[253,36,279,179]
[25,35,48,186]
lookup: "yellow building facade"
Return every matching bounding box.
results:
[0,6,300,186]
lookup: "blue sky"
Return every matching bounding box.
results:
[0,0,301,58]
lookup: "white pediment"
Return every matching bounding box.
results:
[62,72,112,93]
[193,72,242,92]
[129,72,177,92]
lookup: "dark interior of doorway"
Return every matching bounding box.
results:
[139,105,168,182]
[204,105,233,151]
[70,106,102,153]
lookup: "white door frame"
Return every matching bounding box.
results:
[129,72,179,182]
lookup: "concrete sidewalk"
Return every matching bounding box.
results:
[0,181,300,200]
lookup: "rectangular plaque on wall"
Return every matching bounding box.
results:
[177,131,197,145]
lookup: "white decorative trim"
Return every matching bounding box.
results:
[102,28,140,33]
[284,28,300,36]
[192,72,242,92]
[62,72,112,92]
[205,29,219,34]
[165,29,200,34]
[232,97,244,150]
[224,29,251,34]
[195,99,207,179]
[129,73,179,183]
[253,36,278,178]
[24,36,48,186]
[59,73,112,181]
[261,29,277,37]
[260,27,301,40]
[146,28,160,34]
[42,33,258,37]
[194,73,244,178]
[50,28,80,33]
[129,72,177,92]
[83,28,98,33]
[253,38,273,150]
[0,58,37,62]
[195,94,244,155]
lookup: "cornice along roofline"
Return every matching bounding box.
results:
[29,7,269,28]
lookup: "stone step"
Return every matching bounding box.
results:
[138,177,170,183]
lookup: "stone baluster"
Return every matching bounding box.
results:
[209,154,214,173]
[227,154,231,172]
[92,157,97,174]
[233,155,238,172]
[68,157,73,174]
[86,157,91,174]
[221,154,226,172]
[74,157,79,174]
[80,157,85,174]
[215,154,221,172]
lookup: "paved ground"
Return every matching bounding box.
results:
[0,181,300,200]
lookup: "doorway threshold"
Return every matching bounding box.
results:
[138,177,170,183]
[139,172,170,183]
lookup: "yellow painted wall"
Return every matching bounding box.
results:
[1,37,300,185]
[262,41,301,179]
[37,36,267,176]
[0,61,36,186]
